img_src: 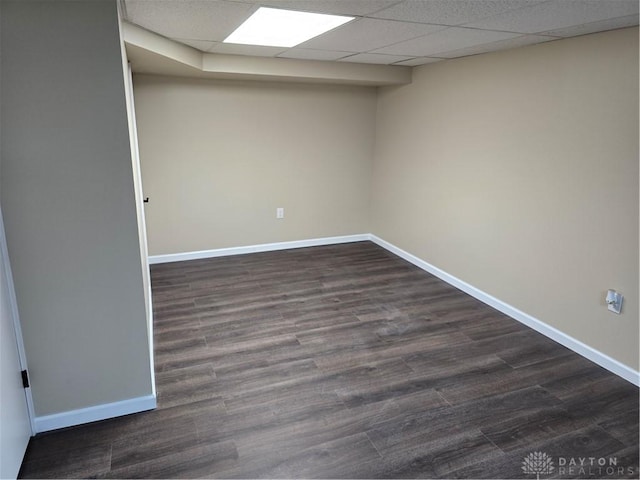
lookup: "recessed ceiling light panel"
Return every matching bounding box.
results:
[224,7,354,48]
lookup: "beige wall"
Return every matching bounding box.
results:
[133,76,376,255]
[372,28,639,370]
[1,0,154,416]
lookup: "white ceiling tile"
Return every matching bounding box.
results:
[392,57,444,66]
[338,53,415,64]
[125,0,640,66]
[230,0,402,16]
[298,17,446,52]
[173,38,219,52]
[277,48,353,61]
[464,0,639,34]
[209,43,288,56]
[371,0,545,26]
[538,14,639,37]
[373,26,520,56]
[437,33,557,58]
[124,0,255,41]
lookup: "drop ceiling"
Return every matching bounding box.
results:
[122,0,639,67]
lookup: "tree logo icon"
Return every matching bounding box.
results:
[522,451,555,479]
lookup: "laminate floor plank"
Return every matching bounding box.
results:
[18,242,639,479]
[479,406,593,453]
[109,417,200,471]
[378,428,505,478]
[221,432,382,479]
[19,444,113,479]
[105,441,239,479]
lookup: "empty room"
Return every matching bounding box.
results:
[0,0,638,478]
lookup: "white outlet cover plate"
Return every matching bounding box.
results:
[607,292,623,314]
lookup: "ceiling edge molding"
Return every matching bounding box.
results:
[122,22,203,70]
[121,22,412,86]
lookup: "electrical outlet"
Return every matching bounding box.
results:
[276,207,284,219]
[605,289,623,314]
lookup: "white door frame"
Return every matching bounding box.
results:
[0,206,36,434]
[124,63,155,397]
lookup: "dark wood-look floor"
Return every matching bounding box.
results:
[19,242,639,479]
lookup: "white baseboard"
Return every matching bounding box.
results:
[41,234,634,434]
[369,234,640,387]
[34,394,156,433]
[148,234,370,264]
[148,233,639,386]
